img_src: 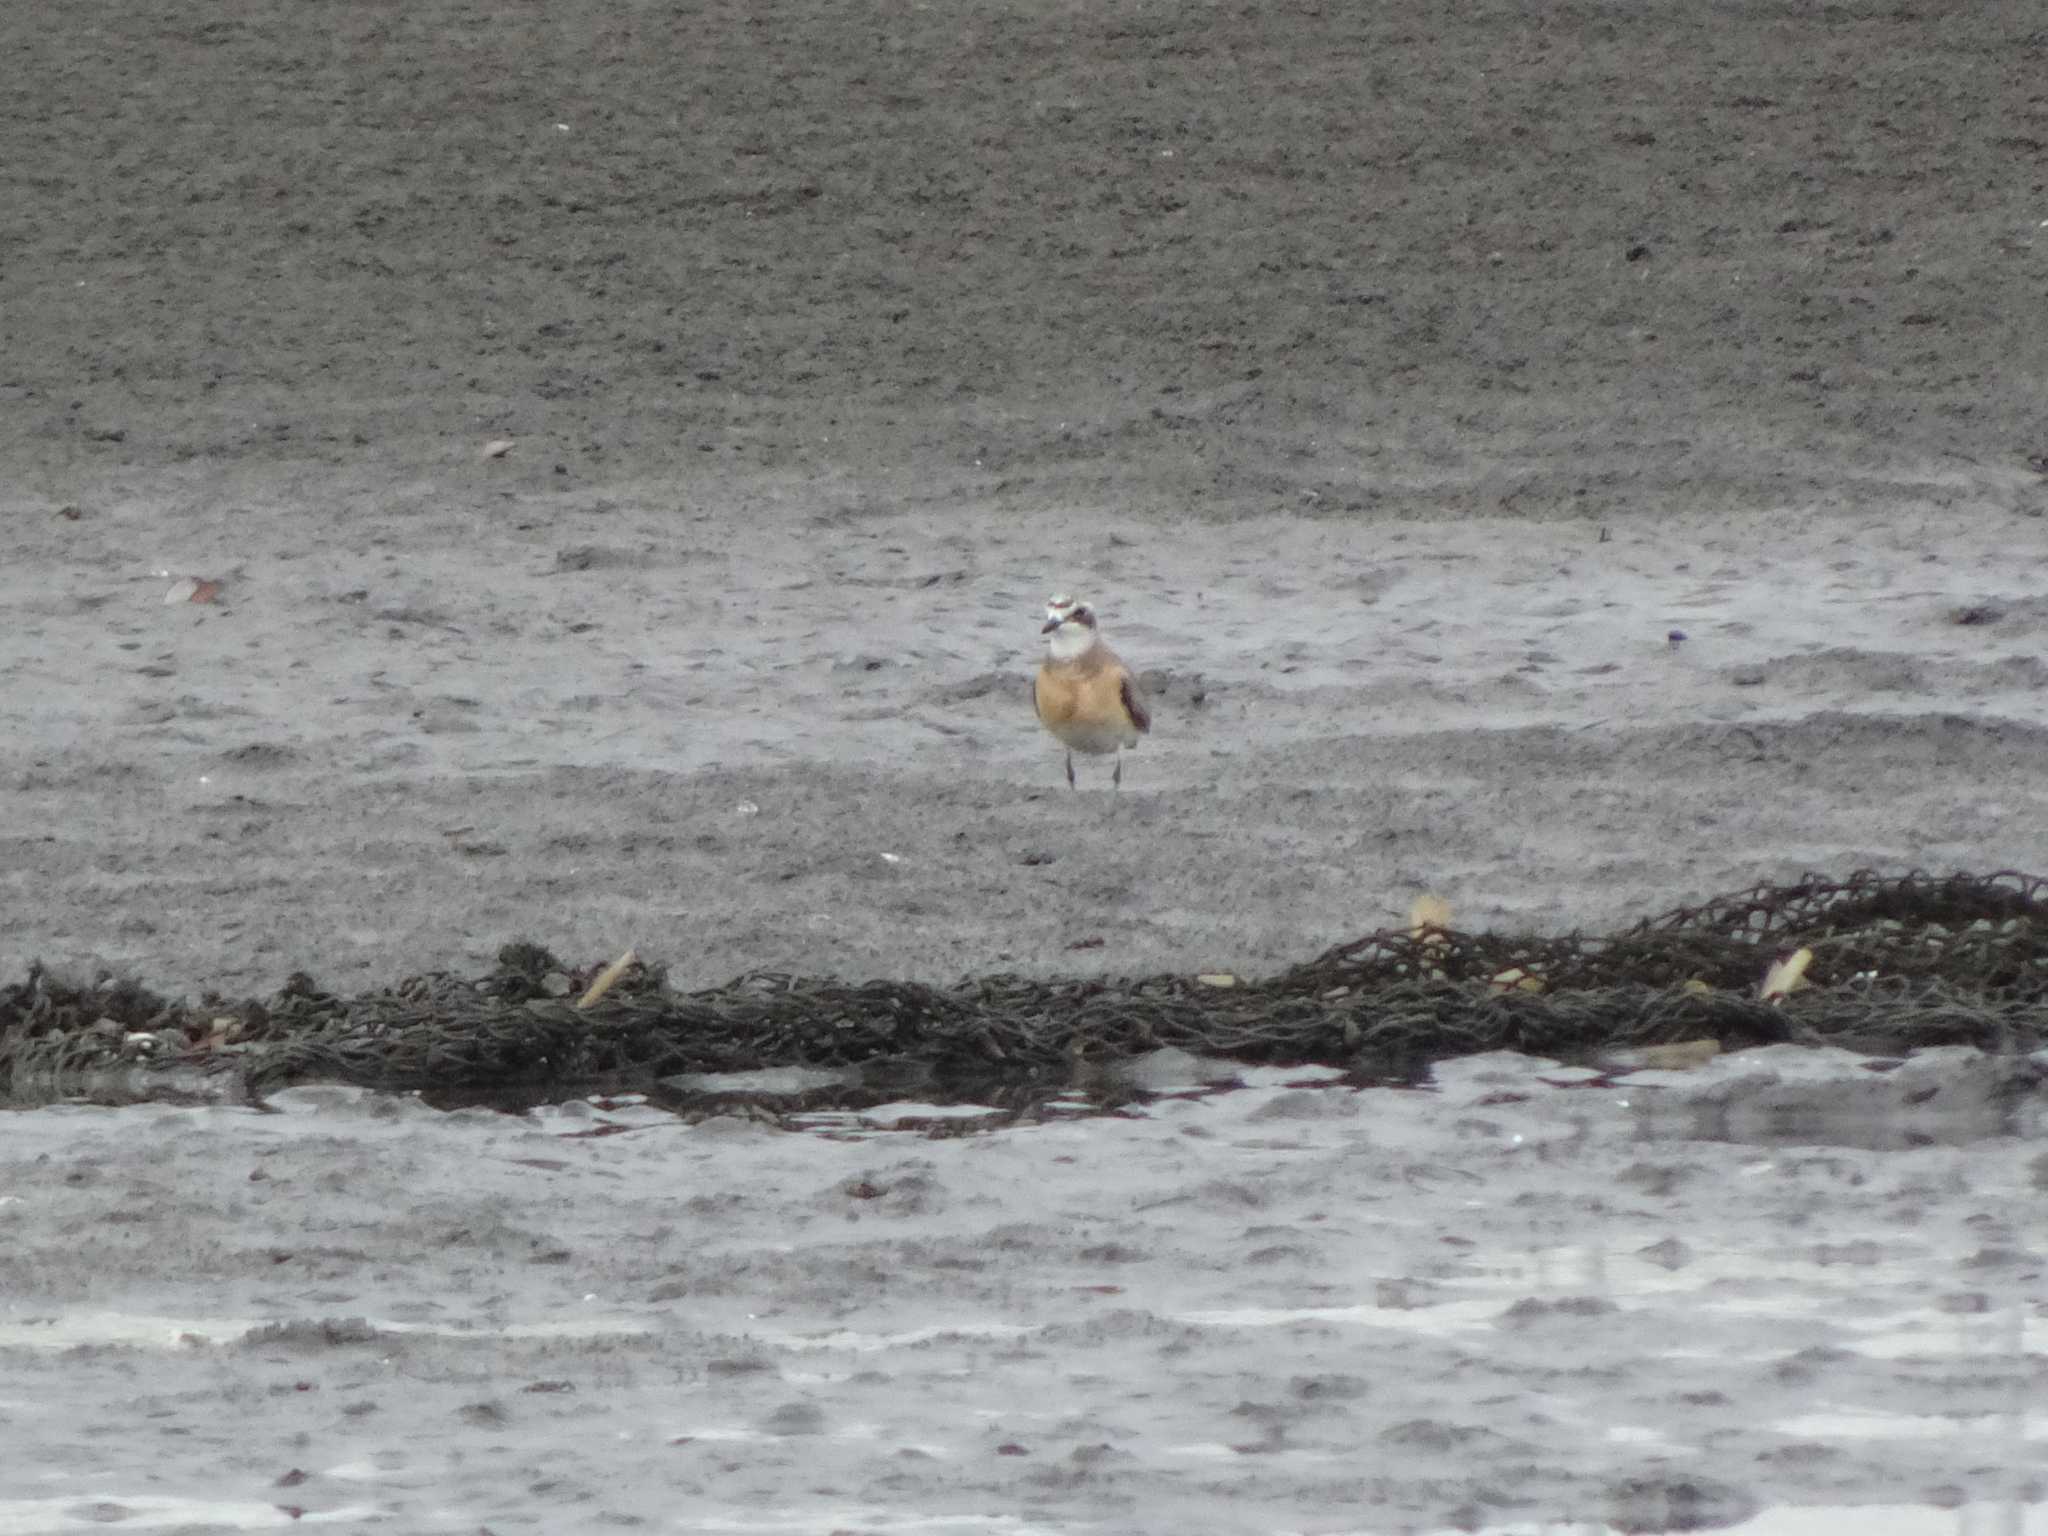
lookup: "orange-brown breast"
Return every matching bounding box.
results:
[1035,647,1146,751]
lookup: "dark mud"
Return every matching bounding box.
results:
[4,0,2047,1529]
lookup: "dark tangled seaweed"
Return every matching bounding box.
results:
[4,870,2045,1106]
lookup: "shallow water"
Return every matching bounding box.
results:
[1,1044,2041,1532]
[1415,1509,2048,1536]
[3,1494,2036,1535]
[0,1498,380,1534]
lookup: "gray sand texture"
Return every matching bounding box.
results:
[7,0,2048,1528]
[2,1051,2045,1534]
[11,489,2048,997]
[6,483,2048,1533]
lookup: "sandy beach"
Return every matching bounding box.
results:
[4,0,2047,1528]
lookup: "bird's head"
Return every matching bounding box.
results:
[1042,594,1096,635]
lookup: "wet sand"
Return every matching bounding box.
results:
[4,0,2048,1527]
[2,1051,2044,1531]
[10,492,2048,998]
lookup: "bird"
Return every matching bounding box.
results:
[1033,593,1151,789]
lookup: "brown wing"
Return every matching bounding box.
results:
[1120,673,1151,735]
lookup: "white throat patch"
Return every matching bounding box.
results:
[1046,620,1096,663]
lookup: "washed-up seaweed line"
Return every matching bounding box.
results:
[2,869,2045,1095]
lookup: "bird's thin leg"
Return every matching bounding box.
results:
[1113,752,1122,789]
[1065,751,1076,789]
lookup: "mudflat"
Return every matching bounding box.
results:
[3,0,2046,1528]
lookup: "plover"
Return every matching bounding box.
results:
[1033,593,1151,789]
